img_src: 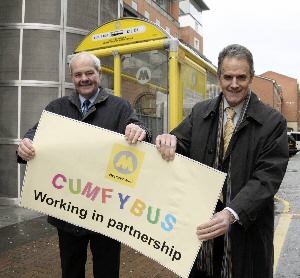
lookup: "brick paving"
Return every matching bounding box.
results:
[0,216,180,278]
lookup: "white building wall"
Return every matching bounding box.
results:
[179,0,203,35]
[179,14,203,36]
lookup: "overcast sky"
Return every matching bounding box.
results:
[202,0,300,83]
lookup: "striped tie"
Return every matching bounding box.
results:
[82,99,90,116]
[224,107,236,156]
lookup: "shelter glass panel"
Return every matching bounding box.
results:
[101,74,114,95]
[206,71,220,99]
[121,50,169,143]
[0,87,18,138]
[25,0,61,25]
[22,30,60,81]
[99,56,114,92]
[0,0,22,23]
[101,56,114,70]
[182,63,206,118]
[20,87,58,136]
[0,145,18,198]
[0,30,20,80]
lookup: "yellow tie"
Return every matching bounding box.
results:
[224,107,236,156]
[220,107,236,203]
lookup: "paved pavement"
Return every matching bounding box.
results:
[0,206,178,278]
[1,154,298,278]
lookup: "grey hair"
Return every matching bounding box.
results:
[217,44,254,77]
[69,51,101,74]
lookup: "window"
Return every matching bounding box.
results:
[156,0,167,11]
[132,0,138,11]
[145,10,150,20]
[195,22,199,32]
[156,18,160,26]
[194,38,199,51]
[165,26,170,34]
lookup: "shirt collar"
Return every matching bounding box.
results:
[223,98,244,119]
[79,89,100,107]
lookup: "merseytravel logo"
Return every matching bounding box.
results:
[105,143,145,188]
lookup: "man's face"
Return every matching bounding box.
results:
[70,54,102,99]
[218,57,253,107]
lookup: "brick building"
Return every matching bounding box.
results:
[260,71,299,131]
[251,75,283,112]
[123,0,208,53]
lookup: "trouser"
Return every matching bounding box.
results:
[57,229,121,278]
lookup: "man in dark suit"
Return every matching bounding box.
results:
[17,51,151,278]
[156,44,289,278]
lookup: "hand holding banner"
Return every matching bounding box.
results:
[21,111,226,278]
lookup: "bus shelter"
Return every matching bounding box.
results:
[70,18,220,141]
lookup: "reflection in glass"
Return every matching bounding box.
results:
[121,50,169,143]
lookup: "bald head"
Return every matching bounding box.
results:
[69,52,101,75]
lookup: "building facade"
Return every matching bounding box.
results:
[261,71,299,132]
[123,0,209,53]
[0,0,119,205]
[251,75,283,112]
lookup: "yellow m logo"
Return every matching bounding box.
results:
[106,144,145,188]
[115,155,134,173]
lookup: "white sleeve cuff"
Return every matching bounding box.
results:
[224,207,239,221]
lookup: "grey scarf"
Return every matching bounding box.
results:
[196,92,251,277]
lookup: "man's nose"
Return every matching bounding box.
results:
[231,77,239,87]
[81,74,89,81]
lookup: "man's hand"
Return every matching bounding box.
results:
[196,209,232,241]
[18,138,35,161]
[156,134,177,161]
[125,124,147,144]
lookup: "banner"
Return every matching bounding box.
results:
[21,111,226,278]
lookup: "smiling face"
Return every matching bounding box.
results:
[70,53,102,99]
[218,56,254,107]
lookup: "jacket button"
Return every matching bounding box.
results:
[208,149,213,154]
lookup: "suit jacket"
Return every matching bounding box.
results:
[171,92,289,278]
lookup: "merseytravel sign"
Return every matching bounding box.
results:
[21,111,226,278]
[76,18,168,52]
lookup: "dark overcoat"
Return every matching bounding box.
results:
[18,87,151,235]
[171,92,289,278]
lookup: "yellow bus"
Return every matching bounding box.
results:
[69,17,220,141]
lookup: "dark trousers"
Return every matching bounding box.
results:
[57,229,121,278]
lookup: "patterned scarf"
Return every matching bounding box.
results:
[196,92,251,277]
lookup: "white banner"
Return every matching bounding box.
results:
[21,111,226,278]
